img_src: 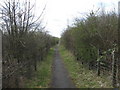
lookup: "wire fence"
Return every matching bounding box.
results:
[88,52,119,87]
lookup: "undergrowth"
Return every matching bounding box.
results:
[59,45,112,88]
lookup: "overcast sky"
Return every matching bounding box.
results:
[37,0,119,38]
[0,0,119,37]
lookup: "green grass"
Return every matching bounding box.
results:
[25,48,54,88]
[59,45,113,88]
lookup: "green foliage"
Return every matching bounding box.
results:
[59,45,112,88]
[2,0,59,64]
[25,48,54,88]
[1,0,59,88]
[61,9,118,63]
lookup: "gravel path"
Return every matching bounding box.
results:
[51,47,75,88]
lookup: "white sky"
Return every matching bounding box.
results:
[37,0,119,38]
[0,0,119,37]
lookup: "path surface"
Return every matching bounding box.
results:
[51,47,75,88]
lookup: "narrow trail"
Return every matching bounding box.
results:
[51,47,75,88]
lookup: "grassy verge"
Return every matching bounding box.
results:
[59,45,112,88]
[25,48,54,88]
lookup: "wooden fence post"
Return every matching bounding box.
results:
[97,61,100,76]
[112,50,117,87]
[118,1,120,87]
[97,49,100,76]
[0,30,2,89]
